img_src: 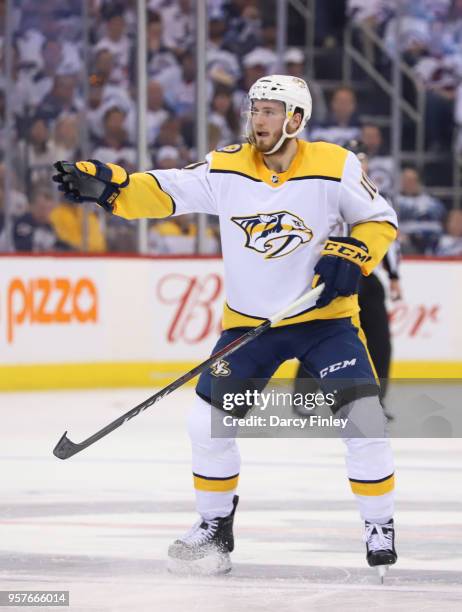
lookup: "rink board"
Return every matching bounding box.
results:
[0,254,461,390]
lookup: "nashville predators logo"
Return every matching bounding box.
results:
[211,359,231,377]
[231,211,313,259]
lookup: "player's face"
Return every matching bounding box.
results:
[250,100,286,153]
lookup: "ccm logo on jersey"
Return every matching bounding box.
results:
[231,210,313,259]
[320,358,357,378]
[6,277,98,343]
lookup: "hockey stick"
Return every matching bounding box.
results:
[53,283,325,460]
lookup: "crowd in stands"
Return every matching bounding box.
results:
[348,0,462,153]
[0,0,462,256]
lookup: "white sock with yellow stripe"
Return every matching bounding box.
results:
[346,439,395,522]
[340,397,395,522]
[187,395,240,520]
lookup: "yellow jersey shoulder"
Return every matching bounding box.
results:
[209,143,259,179]
[295,140,349,180]
[208,140,349,183]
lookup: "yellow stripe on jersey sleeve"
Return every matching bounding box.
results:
[350,221,397,275]
[112,172,175,220]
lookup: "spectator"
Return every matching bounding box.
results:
[208,122,222,151]
[87,77,108,142]
[148,214,219,255]
[126,80,169,146]
[92,48,117,86]
[0,164,28,218]
[347,0,390,29]
[38,73,81,123]
[414,53,462,150]
[397,166,446,254]
[92,106,138,170]
[13,186,72,252]
[284,47,327,125]
[315,0,347,48]
[284,47,305,78]
[222,2,261,57]
[309,85,361,145]
[384,15,431,57]
[15,19,47,76]
[152,116,190,165]
[359,124,393,197]
[7,42,44,132]
[234,46,278,112]
[436,208,462,255]
[456,79,462,153]
[161,0,195,54]
[95,6,131,80]
[86,71,133,142]
[51,114,81,162]
[208,10,228,51]
[347,1,390,64]
[106,215,137,253]
[207,48,241,89]
[18,3,81,71]
[156,145,181,170]
[444,0,462,55]
[260,18,277,54]
[209,86,240,147]
[242,46,277,78]
[30,38,63,108]
[16,116,56,186]
[50,200,107,253]
[145,11,180,86]
[164,52,201,120]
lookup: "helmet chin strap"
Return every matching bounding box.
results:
[250,117,301,156]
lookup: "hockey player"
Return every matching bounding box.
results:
[53,75,398,579]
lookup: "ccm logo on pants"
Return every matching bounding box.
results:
[320,359,357,378]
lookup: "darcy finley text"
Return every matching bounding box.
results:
[222,414,349,429]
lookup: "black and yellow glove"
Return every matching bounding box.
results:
[52,160,129,212]
[312,236,372,308]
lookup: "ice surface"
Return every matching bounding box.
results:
[0,388,461,611]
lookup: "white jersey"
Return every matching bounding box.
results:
[114,140,397,329]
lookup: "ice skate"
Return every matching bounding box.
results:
[168,496,238,575]
[364,519,397,583]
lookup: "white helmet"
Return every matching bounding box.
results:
[246,74,312,154]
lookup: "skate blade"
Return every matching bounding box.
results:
[376,564,389,584]
[167,551,231,576]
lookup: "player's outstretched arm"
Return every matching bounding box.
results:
[53,158,217,220]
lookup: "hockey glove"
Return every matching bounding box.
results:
[313,236,371,308]
[52,160,129,212]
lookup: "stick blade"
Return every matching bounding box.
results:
[53,431,82,460]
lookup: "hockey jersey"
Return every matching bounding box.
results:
[112,140,398,329]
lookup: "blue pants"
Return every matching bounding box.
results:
[196,317,379,413]
[191,318,394,523]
